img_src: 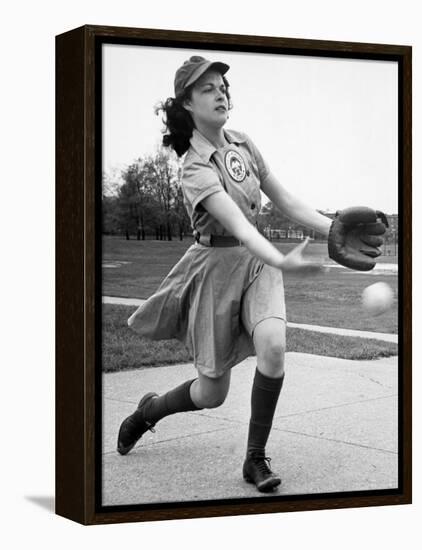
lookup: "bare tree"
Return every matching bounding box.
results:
[103,147,192,240]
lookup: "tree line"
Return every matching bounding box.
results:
[102,146,326,242]
[103,148,191,241]
[103,148,397,245]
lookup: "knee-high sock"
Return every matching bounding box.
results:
[246,368,285,455]
[134,379,202,424]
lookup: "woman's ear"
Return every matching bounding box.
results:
[182,98,192,112]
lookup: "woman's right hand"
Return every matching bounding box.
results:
[279,237,328,275]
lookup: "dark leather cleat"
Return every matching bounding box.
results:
[243,452,281,492]
[117,392,158,455]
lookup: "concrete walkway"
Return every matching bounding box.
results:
[102,353,398,507]
[102,296,398,344]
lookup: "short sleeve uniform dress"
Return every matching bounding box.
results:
[128,128,286,378]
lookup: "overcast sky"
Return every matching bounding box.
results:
[103,44,398,214]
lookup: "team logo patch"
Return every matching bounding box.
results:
[225,150,246,182]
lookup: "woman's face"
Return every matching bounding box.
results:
[183,70,229,130]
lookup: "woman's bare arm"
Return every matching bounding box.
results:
[261,173,332,237]
[201,191,323,273]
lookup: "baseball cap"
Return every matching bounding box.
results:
[174,56,230,97]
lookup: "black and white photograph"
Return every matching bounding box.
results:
[4,0,421,542]
[100,42,400,508]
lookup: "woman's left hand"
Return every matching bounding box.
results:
[279,237,328,275]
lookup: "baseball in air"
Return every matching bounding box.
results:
[361,282,394,316]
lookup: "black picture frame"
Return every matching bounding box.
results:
[56,24,412,525]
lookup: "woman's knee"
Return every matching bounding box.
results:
[253,319,286,374]
[192,371,230,409]
[255,324,285,360]
[258,342,285,378]
[198,391,227,409]
[263,338,285,366]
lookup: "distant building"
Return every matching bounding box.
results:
[262,211,398,242]
[263,228,304,240]
[287,229,304,239]
[268,229,287,239]
[386,214,398,234]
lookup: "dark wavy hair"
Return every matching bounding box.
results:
[155,75,232,158]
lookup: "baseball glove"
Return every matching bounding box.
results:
[328,206,389,271]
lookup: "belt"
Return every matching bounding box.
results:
[195,233,242,247]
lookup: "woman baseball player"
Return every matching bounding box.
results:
[117,56,388,492]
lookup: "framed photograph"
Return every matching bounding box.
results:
[56,25,412,525]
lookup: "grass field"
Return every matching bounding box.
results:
[102,304,398,373]
[102,236,398,334]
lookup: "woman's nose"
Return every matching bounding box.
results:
[216,88,225,100]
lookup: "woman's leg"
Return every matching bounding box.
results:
[117,370,231,454]
[190,370,231,409]
[243,317,286,491]
[254,317,286,378]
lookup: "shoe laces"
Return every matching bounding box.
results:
[145,421,156,433]
[250,453,273,475]
[128,415,155,437]
[140,395,157,433]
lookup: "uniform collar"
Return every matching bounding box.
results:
[190,128,247,162]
